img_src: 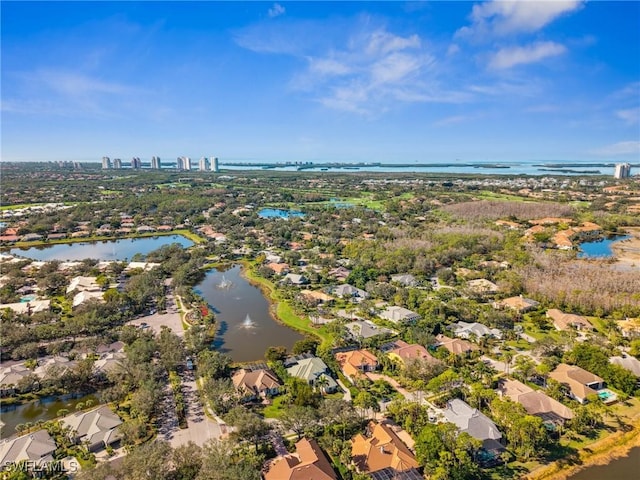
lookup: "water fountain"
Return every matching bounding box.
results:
[241,314,255,329]
[217,274,232,289]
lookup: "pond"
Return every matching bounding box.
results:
[9,235,194,261]
[578,235,630,258]
[568,446,639,480]
[258,208,305,219]
[0,392,98,437]
[194,265,303,362]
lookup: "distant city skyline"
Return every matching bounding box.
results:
[2,1,639,163]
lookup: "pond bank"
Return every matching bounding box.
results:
[611,227,640,270]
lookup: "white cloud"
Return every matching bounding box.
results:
[433,115,474,127]
[488,41,566,69]
[616,108,640,125]
[457,0,584,39]
[591,141,640,156]
[268,3,285,18]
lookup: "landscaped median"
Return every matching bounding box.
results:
[239,261,333,348]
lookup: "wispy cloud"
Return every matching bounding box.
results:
[456,0,585,39]
[488,41,566,69]
[268,3,285,19]
[433,115,476,127]
[616,108,640,125]
[591,141,640,156]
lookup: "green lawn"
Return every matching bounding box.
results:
[262,396,288,419]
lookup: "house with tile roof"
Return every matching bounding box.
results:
[387,340,440,368]
[232,368,282,400]
[610,355,640,378]
[435,334,479,356]
[345,320,397,340]
[285,356,338,393]
[263,438,336,480]
[497,378,573,426]
[549,364,604,404]
[60,406,122,451]
[0,430,57,469]
[0,363,33,397]
[546,309,594,332]
[378,306,421,324]
[493,296,539,313]
[335,350,378,383]
[332,284,369,301]
[443,399,504,453]
[350,421,421,480]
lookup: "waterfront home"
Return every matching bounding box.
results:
[442,399,504,454]
[60,406,122,451]
[546,309,594,332]
[497,378,573,426]
[283,273,308,286]
[0,430,56,468]
[93,352,126,377]
[232,368,282,400]
[299,290,335,306]
[385,340,440,368]
[0,363,32,396]
[345,320,397,340]
[266,262,290,275]
[493,296,539,313]
[450,321,502,340]
[350,420,421,480]
[34,356,77,378]
[263,438,336,480]
[549,364,604,404]
[435,334,479,356]
[378,306,421,324]
[124,262,160,272]
[285,355,337,394]
[335,349,378,383]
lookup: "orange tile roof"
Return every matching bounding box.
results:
[335,350,378,379]
[351,421,418,474]
[263,438,336,480]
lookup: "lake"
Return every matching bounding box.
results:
[194,265,303,362]
[9,235,194,261]
[258,208,305,219]
[578,235,630,258]
[568,446,639,480]
[0,392,98,437]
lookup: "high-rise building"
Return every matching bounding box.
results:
[199,156,209,172]
[151,156,161,169]
[176,157,184,170]
[113,158,122,169]
[131,157,142,169]
[614,163,631,179]
[211,156,219,173]
[184,157,192,171]
[101,156,112,169]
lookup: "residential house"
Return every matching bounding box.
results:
[442,399,504,453]
[299,290,334,306]
[546,309,594,332]
[328,266,350,282]
[493,296,539,313]
[610,355,640,379]
[390,274,417,287]
[615,318,640,338]
[378,306,420,324]
[93,352,126,377]
[263,437,336,480]
[283,273,308,286]
[435,334,478,356]
[332,284,369,301]
[467,279,500,294]
[497,379,573,426]
[34,356,77,379]
[451,321,502,340]
[386,340,440,368]
[335,350,378,383]
[60,406,122,451]
[0,430,57,469]
[72,290,104,308]
[350,421,421,480]
[232,368,282,400]
[66,276,101,294]
[285,356,338,393]
[0,363,32,397]
[549,364,605,404]
[267,263,290,275]
[0,300,50,315]
[345,320,397,340]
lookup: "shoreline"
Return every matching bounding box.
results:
[525,409,640,480]
[611,227,640,270]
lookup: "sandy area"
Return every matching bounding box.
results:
[611,227,640,270]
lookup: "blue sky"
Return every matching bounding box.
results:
[2,1,639,163]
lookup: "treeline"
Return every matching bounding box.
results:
[519,249,640,316]
[441,200,575,221]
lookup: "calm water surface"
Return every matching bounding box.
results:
[578,235,630,258]
[194,265,303,362]
[10,235,193,261]
[568,447,639,480]
[258,208,305,219]
[0,393,98,438]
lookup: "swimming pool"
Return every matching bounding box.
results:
[20,295,37,303]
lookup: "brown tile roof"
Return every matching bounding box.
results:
[267,262,290,274]
[335,350,378,379]
[351,421,418,474]
[388,340,439,366]
[435,334,478,355]
[232,368,281,396]
[546,309,594,331]
[498,379,573,421]
[549,364,603,401]
[263,438,336,480]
